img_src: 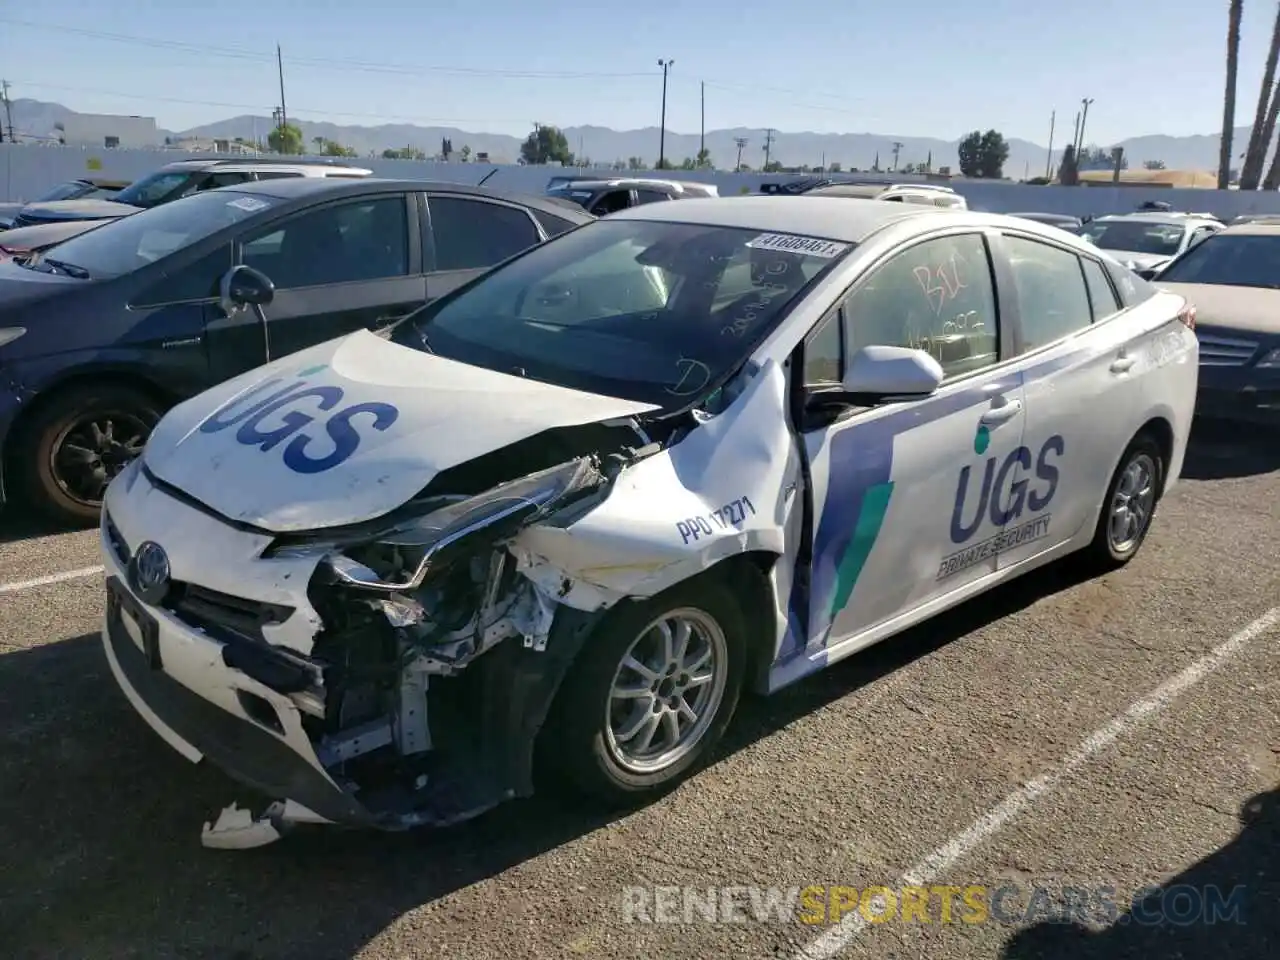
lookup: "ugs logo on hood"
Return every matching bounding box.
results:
[198,364,401,474]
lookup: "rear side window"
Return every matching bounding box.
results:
[1002,235,1093,351]
[533,209,579,237]
[428,196,541,270]
[1081,258,1121,320]
[634,189,671,204]
[254,171,303,181]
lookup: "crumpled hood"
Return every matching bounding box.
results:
[18,199,142,222]
[142,330,660,532]
[1156,281,1280,336]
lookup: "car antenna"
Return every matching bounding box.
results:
[477,168,498,187]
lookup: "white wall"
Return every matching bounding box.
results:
[56,115,160,150]
[6,143,1280,219]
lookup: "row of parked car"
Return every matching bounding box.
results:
[0,160,1275,527]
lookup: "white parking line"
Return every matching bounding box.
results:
[796,605,1280,960]
[0,566,104,595]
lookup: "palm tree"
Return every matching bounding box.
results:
[1242,3,1280,188]
[1219,0,1244,189]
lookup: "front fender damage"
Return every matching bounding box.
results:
[203,362,799,847]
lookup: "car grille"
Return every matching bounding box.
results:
[1197,334,1259,367]
[103,507,294,642]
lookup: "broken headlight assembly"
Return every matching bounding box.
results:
[267,457,605,593]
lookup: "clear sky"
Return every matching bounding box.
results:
[2,0,1278,144]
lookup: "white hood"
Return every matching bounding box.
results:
[142,331,659,532]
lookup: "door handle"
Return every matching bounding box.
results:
[979,399,1023,425]
[1110,355,1135,374]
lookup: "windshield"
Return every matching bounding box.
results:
[1082,220,1186,256]
[36,181,93,202]
[25,190,276,279]
[1157,233,1280,288]
[114,171,195,208]
[393,218,850,408]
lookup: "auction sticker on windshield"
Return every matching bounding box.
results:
[745,233,849,258]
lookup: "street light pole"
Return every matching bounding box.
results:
[1076,97,1094,157]
[657,59,673,169]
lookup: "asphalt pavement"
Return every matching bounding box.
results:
[0,420,1276,960]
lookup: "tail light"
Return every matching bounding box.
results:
[1177,303,1196,330]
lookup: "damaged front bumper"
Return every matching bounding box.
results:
[99,461,610,841]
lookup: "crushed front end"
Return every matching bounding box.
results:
[100,453,621,844]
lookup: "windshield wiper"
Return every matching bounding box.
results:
[43,258,91,279]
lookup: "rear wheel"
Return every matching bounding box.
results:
[18,384,161,526]
[544,577,748,805]
[1080,433,1164,571]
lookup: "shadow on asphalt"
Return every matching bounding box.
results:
[0,509,84,545]
[1181,418,1280,481]
[0,560,1096,959]
[1001,787,1279,960]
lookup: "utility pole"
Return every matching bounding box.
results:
[276,44,289,154]
[763,128,775,170]
[891,141,903,172]
[734,137,748,172]
[531,122,542,164]
[1076,97,1094,158]
[699,81,705,163]
[1044,109,1056,179]
[0,80,13,143]
[657,59,674,169]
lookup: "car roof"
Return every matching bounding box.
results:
[1219,221,1280,236]
[611,196,1121,250]
[155,158,371,176]
[1094,212,1217,224]
[609,195,960,241]
[218,177,596,219]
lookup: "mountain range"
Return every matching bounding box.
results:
[7,98,1259,175]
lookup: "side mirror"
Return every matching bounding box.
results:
[1134,267,1159,281]
[840,345,944,400]
[219,264,275,315]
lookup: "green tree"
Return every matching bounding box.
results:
[655,157,675,170]
[828,161,842,172]
[322,139,356,157]
[627,156,645,170]
[763,160,783,173]
[696,147,712,169]
[1143,159,1167,170]
[460,145,472,162]
[678,157,696,170]
[520,125,573,165]
[1056,143,1079,185]
[268,122,303,155]
[957,129,1009,178]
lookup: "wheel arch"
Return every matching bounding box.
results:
[2,369,176,500]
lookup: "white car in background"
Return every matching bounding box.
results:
[98,197,1199,846]
[1081,212,1223,275]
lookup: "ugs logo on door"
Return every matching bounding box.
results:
[198,363,401,474]
[936,433,1065,581]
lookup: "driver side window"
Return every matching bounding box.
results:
[839,233,999,379]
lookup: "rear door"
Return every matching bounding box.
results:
[989,232,1147,571]
[421,193,545,300]
[207,192,424,381]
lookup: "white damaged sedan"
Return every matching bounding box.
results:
[100,197,1199,845]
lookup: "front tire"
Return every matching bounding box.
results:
[544,576,748,806]
[1081,433,1164,571]
[18,384,161,527]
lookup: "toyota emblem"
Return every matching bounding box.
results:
[130,541,171,604]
